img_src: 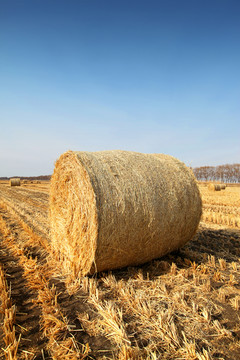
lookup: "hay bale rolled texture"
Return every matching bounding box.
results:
[50,150,202,277]
[208,183,221,191]
[9,178,21,187]
[220,184,226,190]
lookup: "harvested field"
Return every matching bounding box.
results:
[0,179,240,359]
[200,182,240,228]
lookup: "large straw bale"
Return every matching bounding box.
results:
[50,150,202,277]
[9,178,21,187]
[208,183,221,191]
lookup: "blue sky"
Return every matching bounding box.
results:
[0,0,239,176]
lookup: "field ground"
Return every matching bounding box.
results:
[0,180,240,359]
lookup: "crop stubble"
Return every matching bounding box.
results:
[0,180,240,359]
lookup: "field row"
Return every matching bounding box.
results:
[199,184,240,228]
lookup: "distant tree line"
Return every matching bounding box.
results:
[0,175,51,181]
[193,164,240,183]
[1,164,240,183]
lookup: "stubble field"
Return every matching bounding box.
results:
[0,180,240,360]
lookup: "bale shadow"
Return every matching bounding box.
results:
[49,225,240,359]
[180,225,240,264]
[95,225,240,282]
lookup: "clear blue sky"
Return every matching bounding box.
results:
[0,0,239,176]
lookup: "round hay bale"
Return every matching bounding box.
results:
[50,150,202,277]
[208,183,221,191]
[220,184,226,190]
[9,178,21,187]
[208,183,215,191]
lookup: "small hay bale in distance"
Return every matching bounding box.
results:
[208,183,221,191]
[50,150,202,277]
[9,178,21,187]
[220,184,226,190]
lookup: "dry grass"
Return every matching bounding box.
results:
[200,182,240,228]
[0,180,240,359]
[0,203,88,359]
[0,264,20,359]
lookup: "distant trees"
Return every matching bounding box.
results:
[193,164,240,183]
[0,175,51,181]
[1,165,239,183]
